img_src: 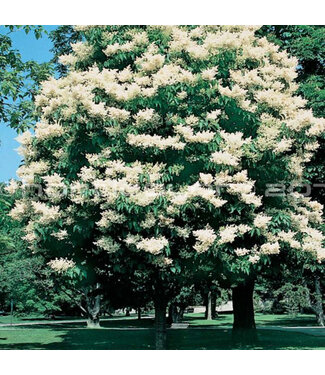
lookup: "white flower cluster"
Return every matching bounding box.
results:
[152,64,196,88]
[16,130,33,146]
[135,44,165,73]
[211,151,240,166]
[51,230,68,241]
[248,255,260,264]
[94,236,121,253]
[201,67,219,81]
[273,138,293,154]
[218,84,255,112]
[219,131,249,158]
[35,73,108,120]
[234,248,250,256]
[78,166,97,182]
[151,256,173,268]
[136,236,169,255]
[71,42,94,61]
[193,228,217,253]
[218,224,251,245]
[35,122,65,140]
[42,173,65,201]
[170,181,227,208]
[5,179,20,194]
[301,228,325,262]
[48,258,75,273]
[260,242,280,255]
[31,201,61,225]
[199,173,214,185]
[17,161,49,185]
[9,200,29,221]
[217,170,262,208]
[103,32,148,57]
[22,231,37,244]
[140,213,157,229]
[174,124,215,144]
[218,225,238,244]
[277,230,301,249]
[127,134,185,150]
[291,194,324,225]
[134,108,157,127]
[129,189,159,206]
[97,209,126,229]
[107,107,131,122]
[253,214,272,229]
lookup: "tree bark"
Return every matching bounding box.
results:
[178,306,185,321]
[125,307,131,317]
[232,279,257,344]
[211,291,218,319]
[205,291,212,320]
[168,303,182,324]
[85,283,101,328]
[154,298,167,350]
[137,307,141,320]
[314,277,324,327]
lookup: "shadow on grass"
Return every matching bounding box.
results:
[255,315,318,327]
[0,327,156,350]
[0,323,324,350]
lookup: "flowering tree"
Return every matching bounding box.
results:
[8,26,325,348]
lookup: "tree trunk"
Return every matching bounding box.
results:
[167,304,173,324]
[154,299,167,350]
[168,303,182,324]
[125,307,131,317]
[205,291,212,320]
[232,279,257,344]
[178,306,185,321]
[87,313,100,328]
[314,277,324,327]
[211,291,217,319]
[137,307,141,320]
[85,283,101,328]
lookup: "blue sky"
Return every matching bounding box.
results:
[0,25,58,182]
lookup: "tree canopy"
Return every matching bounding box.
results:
[4,25,325,348]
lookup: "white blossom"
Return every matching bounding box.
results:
[48,258,75,273]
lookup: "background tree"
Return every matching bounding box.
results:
[0,184,75,317]
[0,25,53,132]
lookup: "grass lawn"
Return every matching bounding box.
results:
[0,313,324,350]
[0,314,139,325]
[186,312,319,327]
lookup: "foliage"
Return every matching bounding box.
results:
[0,185,76,316]
[274,283,310,316]
[0,25,53,132]
[49,26,82,77]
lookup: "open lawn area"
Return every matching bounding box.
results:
[0,313,324,350]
